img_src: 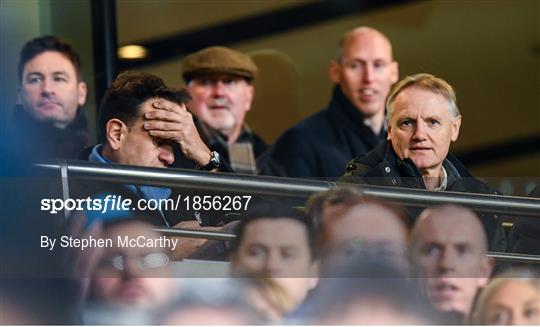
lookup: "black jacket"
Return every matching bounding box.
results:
[269,86,386,179]
[340,141,506,251]
[508,185,540,255]
[8,106,88,162]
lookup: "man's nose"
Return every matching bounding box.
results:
[211,81,227,97]
[159,145,175,166]
[362,64,375,83]
[122,258,143,278]
[437,249,457,274]
[412,123,428,142]
[263,252,283,276]
[41,77,55,96]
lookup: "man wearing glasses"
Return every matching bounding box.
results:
[87,219,175,311]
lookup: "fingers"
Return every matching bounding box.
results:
[152,99,187,113]
[173,220,201,229]
[147,129,181,139]
[145,107,190,122]
[144,121,178,131]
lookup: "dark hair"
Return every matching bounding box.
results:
[98,71,191,144]
[18,35,83,84]
[229,199,317,260]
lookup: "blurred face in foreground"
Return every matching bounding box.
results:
[91,221,174,309]
[482,280,540,325]
[163,307,257,325]
[230,217,318,309]
[324,298,429,325]
[411,206,492,315]
[321,202,408,270]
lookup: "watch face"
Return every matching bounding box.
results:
[212,151,221,164]
[202,151,221,171]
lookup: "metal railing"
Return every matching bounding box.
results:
[156,227,540,265]
[35,160,540,265]
[37,160,540,217]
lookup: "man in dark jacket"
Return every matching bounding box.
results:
[341,73,505,251]
[78,71,230,227]
[8,35,88,161]
[269,27,398,179]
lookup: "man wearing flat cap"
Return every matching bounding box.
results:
[180,46,268,174]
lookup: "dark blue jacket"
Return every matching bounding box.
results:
[269,86,386,179]
[340,141,507,252]
[8,105,88,162]
[508,185,540,255]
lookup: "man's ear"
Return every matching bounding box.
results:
[478,256,494,287]
[451,115,462,142]
[105,119,126,151]
[77,81,88,106]
[244,84,254,112]
[391,61,399,84]
[309,259,320,289]
[16,87,22,105]
[387,123,393,140]
[329,60,341,84]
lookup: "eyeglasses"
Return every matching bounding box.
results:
[332,239,408,258]
[100,252,170,271]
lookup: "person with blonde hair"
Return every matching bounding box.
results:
[470,268,540,325]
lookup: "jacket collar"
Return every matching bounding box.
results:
[328,86,387,145]
[368,141,463,189]
[13,105,88,135]
[195,117,254,148]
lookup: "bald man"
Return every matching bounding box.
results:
[270,27,398,178]
[410,205,493,321]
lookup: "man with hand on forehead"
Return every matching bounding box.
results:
[92,70,220,172]
[79,71,227,228]
[180,46,267,174]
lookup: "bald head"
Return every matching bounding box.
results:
[412,205,488,253]
[410,205,492,315]
[330,26,398,119]
[336,27,394,62]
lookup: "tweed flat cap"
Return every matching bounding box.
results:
[182,46,258,82]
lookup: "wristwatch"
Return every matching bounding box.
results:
[200,151,222,171]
